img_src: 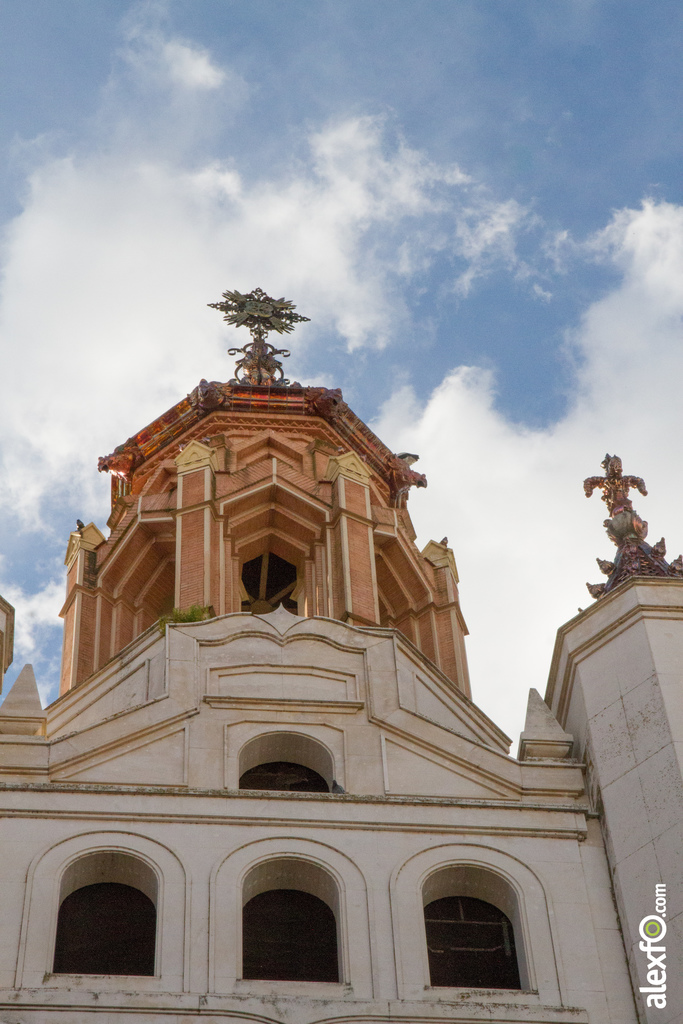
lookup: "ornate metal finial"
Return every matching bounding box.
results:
[583,454,683,599]
[208,287,310,387]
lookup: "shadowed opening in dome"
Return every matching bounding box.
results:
[241,552,298,613]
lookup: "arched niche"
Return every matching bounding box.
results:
[422,866,522,989]
[242,859,340,982]
[54,852,158,976]
[390,843,562,1005]
[238,732,335,792]
[224,476,329,618]
[16,831,187,992]
[210,836,372,996]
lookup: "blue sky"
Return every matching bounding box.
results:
[2,0,683,742]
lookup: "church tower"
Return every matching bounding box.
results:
[0,289,671,1024]
[59,286,469,703]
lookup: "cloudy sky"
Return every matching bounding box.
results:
[2,0,683,746]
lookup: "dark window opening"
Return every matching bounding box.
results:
[424,896,521,989]
[239,761,329,792]
[243,889,339,982]
[241,553,298,614]
[53,882,156,976]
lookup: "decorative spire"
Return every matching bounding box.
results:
[208,286,310,387]
[584,453,683,599]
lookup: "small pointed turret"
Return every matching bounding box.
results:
[518,688,573,761]
[0,664,46,735]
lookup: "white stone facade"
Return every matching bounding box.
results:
[0,603,646,1023]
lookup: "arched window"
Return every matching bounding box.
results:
[238,733,336,793]
[53,852,158,976]
[424,896,520,988]
[54,883,156,975]
[242,859,341,983]
[422,866,523,990]
[243,889,337,981]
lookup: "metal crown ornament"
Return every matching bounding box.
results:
[208,287,310,387]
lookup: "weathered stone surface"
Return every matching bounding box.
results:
[547,578,683,1022]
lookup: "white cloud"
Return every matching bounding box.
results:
[374,198,683,744]
[532,282,552,301]
[453,197,529,296]
[0,577,64,705]
[121,6,229,93]
[2,578,64,656]
[98,8,248,159]
[123,32,227,92]
[162,40,226,90]
[0,103,531,533]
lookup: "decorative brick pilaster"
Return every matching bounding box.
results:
[59,522,105,693]
[422,539,471,698]
[0,593,14,695]
[325,452,380,626]
[174,441,219,612]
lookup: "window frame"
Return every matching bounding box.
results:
[52,852,159,977]
[241,863,341,982]
[210,836,372,997]
[389,843,562,1005]
[422,891,521,990]
[16,832,187,992]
